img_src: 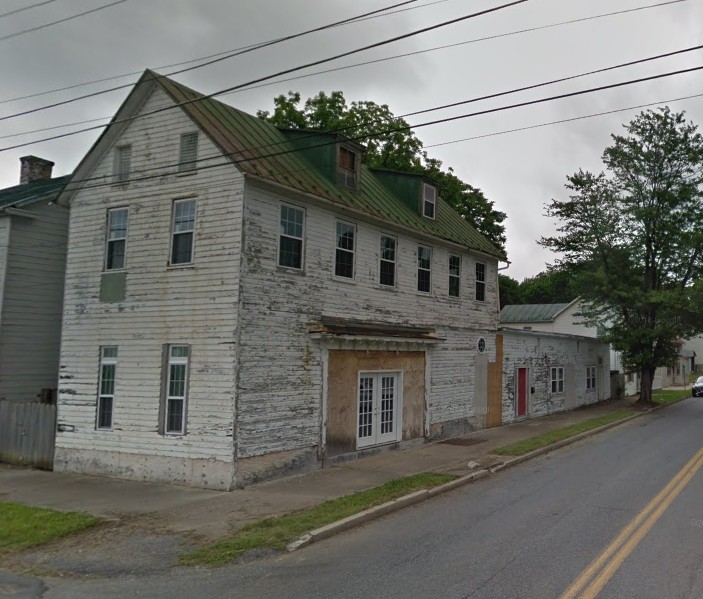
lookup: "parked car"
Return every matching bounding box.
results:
[692,376,703,397]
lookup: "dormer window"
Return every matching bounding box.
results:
[423,183,436,219]
[337,146,358,190]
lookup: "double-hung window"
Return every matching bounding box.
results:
[178,132,198,173]
[423,183,436,219]
[417,245,432,293]
[379,235,396,287]
[279,204,304,269]
[170,199,196,265]
[96,346,117,430]
[551,367,564,393]
[105,208,128,270]
[475,261,486,302]
[165,345,189,435]
[449,255,461,297]
[586,366,597,390]
[335,221,355,279]
[113,145,131,183]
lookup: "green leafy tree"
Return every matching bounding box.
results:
[541,108,703,405]
[498,274,522,308]
[258,91,506,252]
[519,265,583,304]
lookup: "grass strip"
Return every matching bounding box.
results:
[181,472,456,567]
[0,502,100,556]
[491,411,632,457]
[653,389,692,405]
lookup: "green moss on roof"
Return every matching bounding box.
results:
[153,71,504,259]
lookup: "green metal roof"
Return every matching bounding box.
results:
[154,72,504,259]
[499,302,573,324]
[0,175,70,212]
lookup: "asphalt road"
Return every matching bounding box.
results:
[9,397,703,599]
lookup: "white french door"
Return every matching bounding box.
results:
[357,371,402,449]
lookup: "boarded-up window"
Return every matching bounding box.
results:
[113,145,131,183]
[178,132,198,173]
[337,146,358,189]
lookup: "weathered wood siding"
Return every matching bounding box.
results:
[0,219,9,332]
[55,87,243,489]
[501,330,610,424]
[0,203,68,402]
[236,180,499,457]
[0,399,56,469]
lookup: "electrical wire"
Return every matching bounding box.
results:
[0,0,58,20]
[3,42,701,153]
[0,0,127,43]
[55,64,703,193]
[1,0,692,143]
[0,0,530,124]
[0,0,457,106]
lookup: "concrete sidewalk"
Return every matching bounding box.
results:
[0,396,648,541]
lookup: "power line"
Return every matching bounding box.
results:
[423,92,703,148]
[0,0,58,20]
[0,0,423,114]
[56,65,703,193]
[0,0,453,106]
[1,0,690,142]
[4,41,701,152]
[0,0,127,43]
[0,0,530,125]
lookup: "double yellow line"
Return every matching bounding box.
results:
[559,445,703,599]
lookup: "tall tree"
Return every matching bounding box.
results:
[258,91,506,252]
[541,108,703,405]
[519,265,583,304]
[498,274,522,308]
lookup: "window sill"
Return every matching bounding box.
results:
[176,170,197,177]
[333,276,356,285]
[166,263,196,271]
[377,284,398,292]
[277,266,306,276]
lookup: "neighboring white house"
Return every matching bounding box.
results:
[0,157,69,403]
[498,302,610,423]
[53,71,506,490]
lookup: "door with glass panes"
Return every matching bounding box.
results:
[357,371,402,448]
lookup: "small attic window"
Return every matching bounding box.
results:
[337,146,358,190]
[178,132,198,173]
[423,183,436,219]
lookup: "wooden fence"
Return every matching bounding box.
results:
[0,399,56,469]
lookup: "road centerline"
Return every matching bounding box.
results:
[559,444,703,599]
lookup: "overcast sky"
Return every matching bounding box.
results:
[1,0,701,280]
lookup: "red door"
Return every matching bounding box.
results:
[517,368,528,417]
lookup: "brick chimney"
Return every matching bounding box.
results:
[20,155,54,184]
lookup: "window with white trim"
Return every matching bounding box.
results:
[551,367,564,393]
[337,146,358,189]
[423,183,436,219]
[475,261,486,302]
[164,345,189,435]
[379,235,396,287]
[586,366,597,390]
[279,204,304,269]
[449,254,461,297]
[96,346,117,430]
[170,199,196,265]
[113,144,131,183]
[335,221,355,279]
[417,245,432,293]
[105,208,128,270]
[178,132,198,173]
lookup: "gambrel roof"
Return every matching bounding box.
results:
[65,70,505,260]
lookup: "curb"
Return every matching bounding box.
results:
[286,469,489,552]
[287,396,690,553]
